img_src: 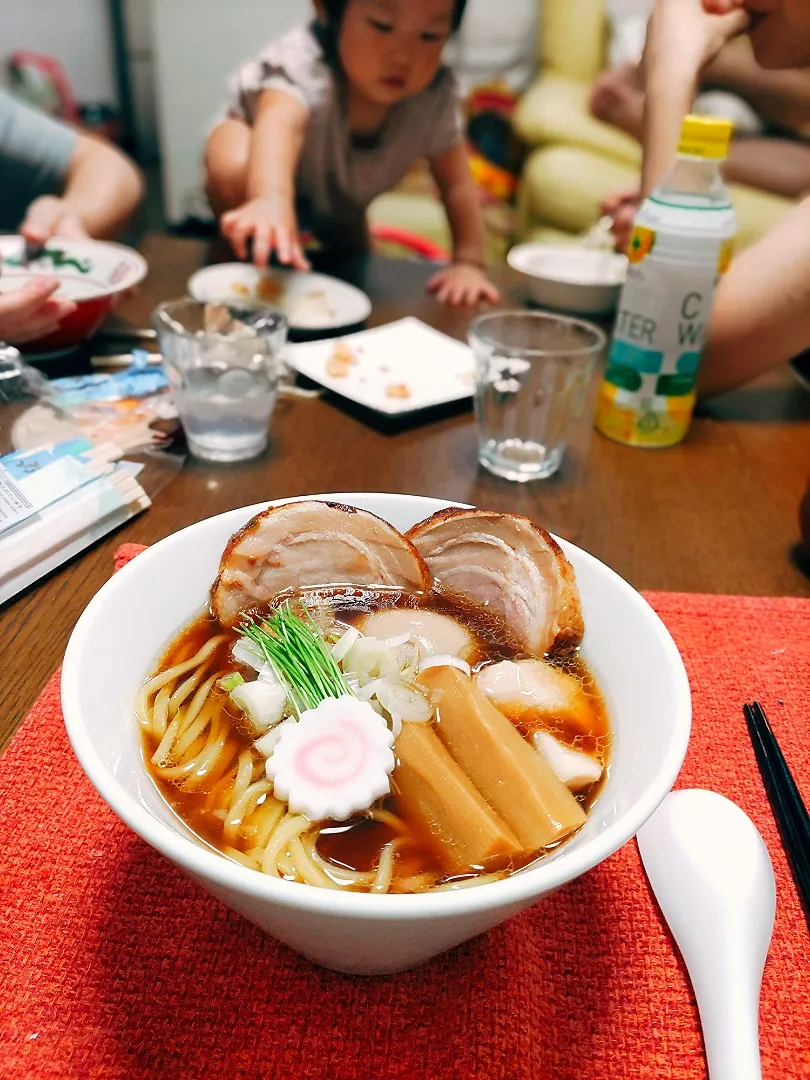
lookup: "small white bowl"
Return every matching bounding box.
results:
[508,243,627,316]
[62,493,690,975]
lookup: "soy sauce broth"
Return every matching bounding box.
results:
[141,587,611,888]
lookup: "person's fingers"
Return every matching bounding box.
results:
[0,277,60,318]
[613,205,637,241]
[437,280,453,304]
[11,305,71,342]
[52,213,89,240]
[602,186,639,215]
[702,0,743,12]
[481,281,501,304]
[252,223,273,268]
[721,8,751,37]
[9,320,61,344]
[20,197,63,243]
[601,193,623,215]
[290,238,311,272]
[274,225,293,267]
[425,271,445,294]
[0,278,77,342]
[220,210,243,248]
[0,298,73,343]
[229,217,255,262]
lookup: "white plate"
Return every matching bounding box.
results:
[187,264,372,331]
[284,317,475,415]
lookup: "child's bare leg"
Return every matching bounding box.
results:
[205,119,251,216]
[723,137,810,199]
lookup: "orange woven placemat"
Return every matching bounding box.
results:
[1,545,809,1080]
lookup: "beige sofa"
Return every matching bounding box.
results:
[512,0,792,249]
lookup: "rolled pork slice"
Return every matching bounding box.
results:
[211,500,432,627]
[407,509,583,656]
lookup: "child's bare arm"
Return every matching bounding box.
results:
[426,144,500,307]
[699,196,810,395]
[221,89,311,269]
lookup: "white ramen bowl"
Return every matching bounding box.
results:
[62,494,691,975]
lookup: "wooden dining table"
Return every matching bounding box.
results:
[2,231,809,753]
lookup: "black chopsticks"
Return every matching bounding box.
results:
[744,701,810,931]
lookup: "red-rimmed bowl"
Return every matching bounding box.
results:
[0,235,147,355]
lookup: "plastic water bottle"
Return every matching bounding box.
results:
[595,115,736,447]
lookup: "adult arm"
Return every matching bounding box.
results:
[639,0,750,193]
[22,132,144,241]
[699,197,810,394]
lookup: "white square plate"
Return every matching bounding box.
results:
[284,317,475,415]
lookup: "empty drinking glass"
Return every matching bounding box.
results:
[469,310,605,481]
[153,299,287,462]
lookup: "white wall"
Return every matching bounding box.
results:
[1,0,117,104]
[151,0,309,221]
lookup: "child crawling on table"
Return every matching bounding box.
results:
[204,0,499,307]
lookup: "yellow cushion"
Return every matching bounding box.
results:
[725,184,793,251]
[518,145,793,248]
[368,190,511,264]
[541,0,607,82]
[367,192,451,252]
[521,145,639,234]
[520,225,583,247]
[513,74,642,163]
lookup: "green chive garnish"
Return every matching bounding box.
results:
[238,601,355,719]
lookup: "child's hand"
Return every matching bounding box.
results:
[221,194,311,271]
[426,263,501,307]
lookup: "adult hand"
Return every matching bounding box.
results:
[20,196,89,243]
[0,277,77,344]
[602,188,641,253]
[221,194,311,270]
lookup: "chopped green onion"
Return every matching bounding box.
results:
[217,672,245,693]
[238,601,355,719]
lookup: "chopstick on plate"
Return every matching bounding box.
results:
[744,701,810,930]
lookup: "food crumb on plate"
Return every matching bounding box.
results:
[326,341,357,378]
[385,382,411,399]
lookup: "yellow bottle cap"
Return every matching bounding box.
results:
[677,114,733,160]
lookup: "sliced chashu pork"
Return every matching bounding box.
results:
[407,509,583,656]
[211,500,431,626]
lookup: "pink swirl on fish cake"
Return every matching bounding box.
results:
[294,718,369,788]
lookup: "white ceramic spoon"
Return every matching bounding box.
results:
[637,789,776,1080]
